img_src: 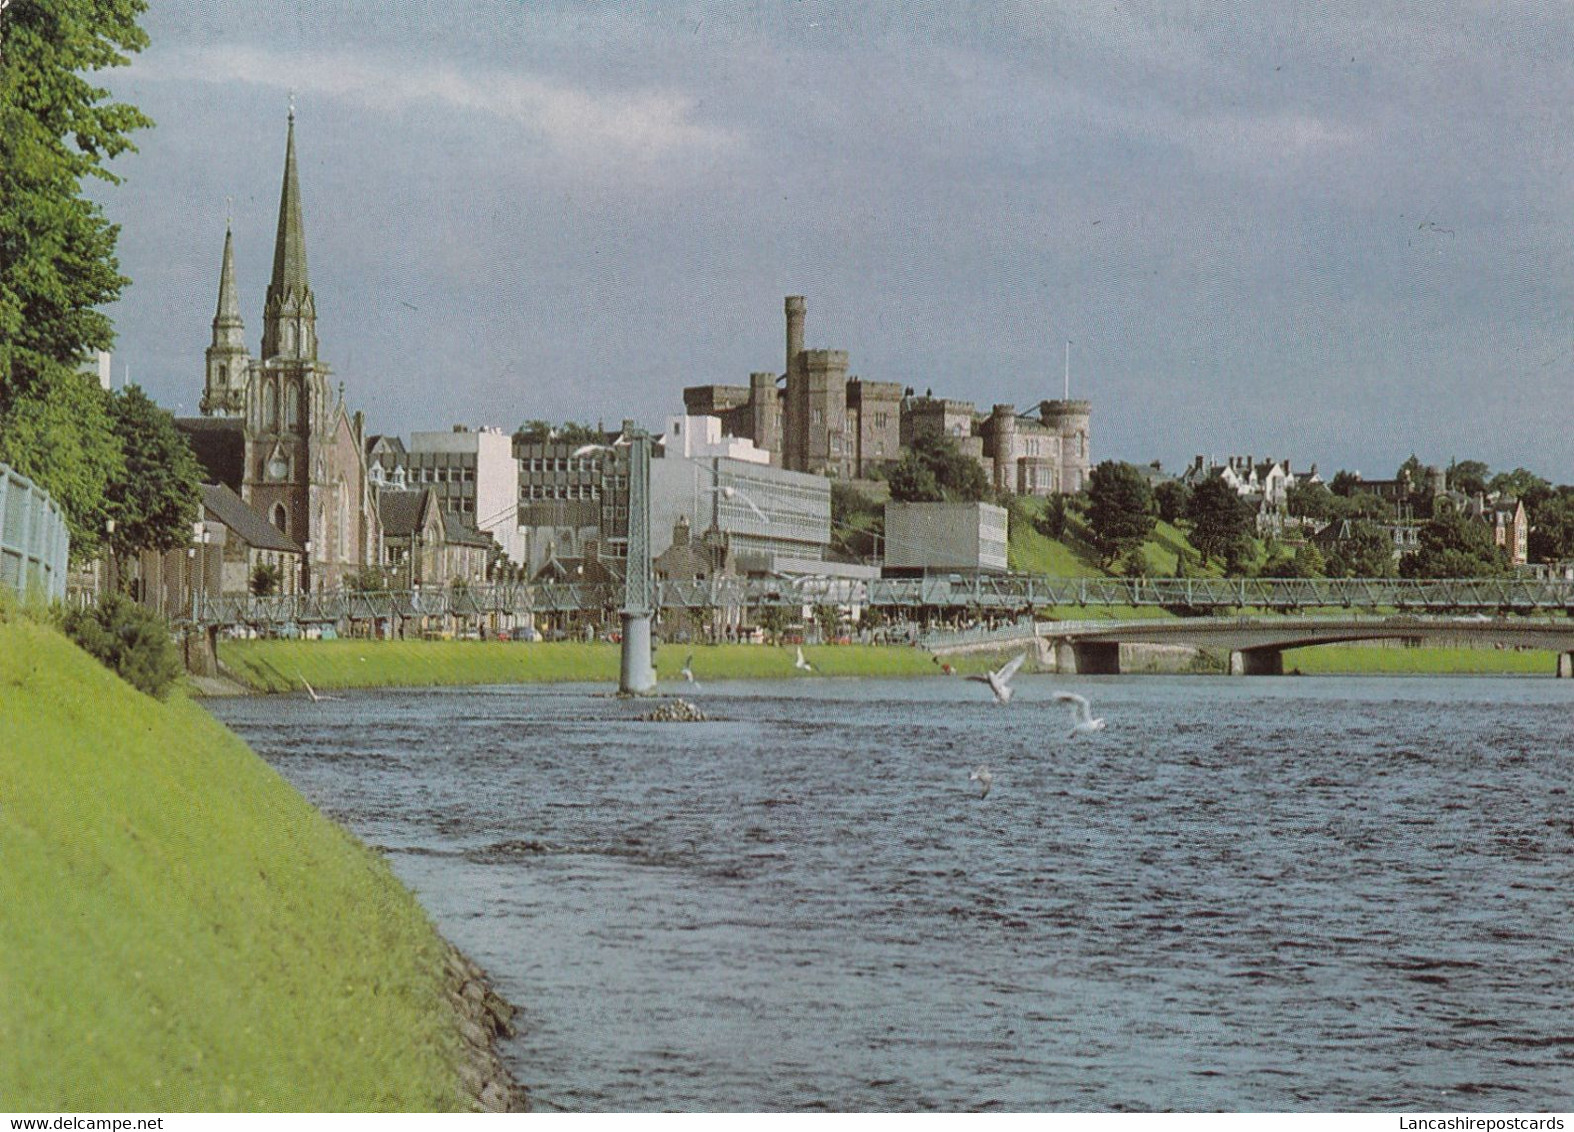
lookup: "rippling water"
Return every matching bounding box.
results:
[207,675,1574,1111]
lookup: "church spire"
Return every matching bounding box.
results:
[262,106,317,360]
[213,223,244,343]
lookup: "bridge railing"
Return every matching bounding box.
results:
[0,461,70,603]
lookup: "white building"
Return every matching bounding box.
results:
[884,501,1009,574]
[649,453,831,570]
[659,415,772,464]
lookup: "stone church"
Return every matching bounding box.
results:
[190,111,380,591]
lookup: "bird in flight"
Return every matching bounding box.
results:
[680,653,700,688]
[967,652,1027,705]
[970,765,994,799]
[301,677,341,703]
[1053,691,1105,736]
[795,646,815,672]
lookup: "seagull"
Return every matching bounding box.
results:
[1054,691,1106,736]
[680,653,700,688]
[301,677,341,703]
[794,646,815,672]
[970,765,994,799]
[966,652,1027,705]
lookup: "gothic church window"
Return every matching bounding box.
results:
[286,384,300,428]
[264,383,278,429]
[272,503,287,532]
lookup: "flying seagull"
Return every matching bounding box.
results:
[301,677,341,703]
[970,765,994,799]
[794,646,815,672]
[1053,691,1106,736]
[966,652,1027,705]
[680,653,701,688]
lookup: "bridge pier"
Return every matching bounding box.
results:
[183,626,220,678]
[1054,640,1121,676]
[1229,648,1284,677]
[1559,652,1574,679]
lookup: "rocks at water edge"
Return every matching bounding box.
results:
[444,944,529,1112]
[642,698,708,722]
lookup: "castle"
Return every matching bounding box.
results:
[684,296,1091,494]
[183,111,380,591]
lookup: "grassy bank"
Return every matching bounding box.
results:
[1281,644,1561,675]
[0,616,468,1110]
[218,638,1008,692]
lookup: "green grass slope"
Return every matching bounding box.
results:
[0,618,465,1111]
[219,639,1003,692]
[1281,644,1559,675]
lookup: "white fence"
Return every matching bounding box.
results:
[0,461,71,602]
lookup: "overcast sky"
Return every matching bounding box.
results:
[91,1,1572,481]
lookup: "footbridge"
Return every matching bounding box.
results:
[929,615,1574,677]
[183,574,1574,629]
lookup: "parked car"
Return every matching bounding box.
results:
[511,625,541,642]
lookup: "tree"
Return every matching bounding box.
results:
[1322,520,1395,577]
[1528,488,1574,563]
[1285,480,1336,522]
[1153,480,1191,524]
[250,562,282,596]
[1447,459,1490,497]
[1488,467,1552,511]
[1328,470,1363,497]
[0,371,122,555]
[1396,453,1427,486]
[1034,493,1069,540]
[1085,461,1155,566]
[1262,541,1326,579]
[1400,511,1511,578]
[757,604,791,645]
[813,604,841,642]
[104,386,203,558]
[888,428,990,504]
[511,419,605,446]
[1186,477,1254,570]
[0,0,152,553]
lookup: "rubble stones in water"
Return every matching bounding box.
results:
[444,944,530,1112]
[642,698,708,722]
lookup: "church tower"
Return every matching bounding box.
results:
[200,223,252,416]
[244,108,337,579]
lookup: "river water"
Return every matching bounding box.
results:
[206,675,1574,1112]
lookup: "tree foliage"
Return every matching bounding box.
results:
[1446,459,1490,497]
[887,428,989,504]
[0,0,152,554]
[1153,480,1191,524]
[512,420,605,446]
[1528,489,1574,564]
[1488,467,1551,511]
[1285,480,1335,522]
[59,593,182,699]
[1400,511,1511,578]
[1262,541,1327,579]
[1186,477,1254,570]
[1085,460,1155,566]
[105,385,203,557]
[1322,520,1395,578]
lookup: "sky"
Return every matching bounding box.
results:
[88,0,1574,481]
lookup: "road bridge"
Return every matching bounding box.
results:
[926,615,1574,677]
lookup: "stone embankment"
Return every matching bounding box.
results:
[444,945,530,1112]
[642,697,708,722]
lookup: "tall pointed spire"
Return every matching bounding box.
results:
[262,106,317,360]
[213,223,244,341]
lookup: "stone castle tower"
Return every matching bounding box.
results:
[198,110,378,591]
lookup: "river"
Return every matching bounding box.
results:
[206,674,1574,1111]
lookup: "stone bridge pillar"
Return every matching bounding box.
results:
[1053,640,1121,675]
[183,626,220,678]
[1229,648,1284,676]
[1558,652,1574,679]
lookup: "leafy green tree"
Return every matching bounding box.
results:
[1446,459,1490,497]
[1322,520,1396,577]
[1153,480,1191,524]
[104,385,203,558]
[0,0,151,553]
[511,420,605,446]
[1400,511,1511,578]
[1262,541,1327,579]
[1186,477,1254,569]
[1085,460,1155,566]
[813,604,841,642]
[757,604,792,645]
[888,428,990,503]
[830,481,883,560]
[0,371,122,556]
[1528,489,1574,563]
[1396,453,1427,486]
[1328,470,1363,497]
[1488,467,1551,511]
[1285,480,1335,522]
[250,562,282,596]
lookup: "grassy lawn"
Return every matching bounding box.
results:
[0,616,467,1110]
[218,638,1008,692]
[1281,644,1560,675]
